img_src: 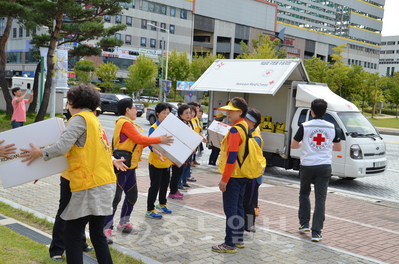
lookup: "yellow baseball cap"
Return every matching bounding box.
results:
[219,101,241,111]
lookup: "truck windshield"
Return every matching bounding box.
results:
[337,112,379,137]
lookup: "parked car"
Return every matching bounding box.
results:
[146,102,208,128]
[139,95,159,103]
[100,93,144,116]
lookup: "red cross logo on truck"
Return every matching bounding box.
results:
[313,133,325,145]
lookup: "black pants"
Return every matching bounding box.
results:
[65,215,112,264]
[298,164,331,233]
[208,146,220,165]
[170,165,184,194]
[243,179,260,232]
[49,177,88,257]
[147,164,171,211]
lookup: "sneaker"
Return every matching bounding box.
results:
[156,204,172,214]
[211,243,237,253]
[187,177,197,182]
[298,223,310,232]
[311,231,322,242]
[176,191,184,197]
[182,183,192,188]
[178,186,188,191]
[103,229,113,244]
[168,192,183,200]
[193,160,200,165]
[235,243,245,248]
[145,210,163,219]
[116,223,133,233]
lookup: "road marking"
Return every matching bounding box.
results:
[259,198,399,236]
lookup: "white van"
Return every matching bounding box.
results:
[192,59,387,179]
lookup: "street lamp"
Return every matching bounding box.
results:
[148,22,170,102]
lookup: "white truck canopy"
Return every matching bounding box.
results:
[191,59,309,95]
[296,84,359,112]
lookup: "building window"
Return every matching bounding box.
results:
[141,19,147,29]
[104,15,111,22]
[387,67,390,75]
[115,15,122,24]
[170,7,176,17]
[19,28,23,38]
[160,23,166,32]
[170,25,175,34]
[364,61,367,67]
[159,39,163,49]
[12,28,16,38]
[381,42,386,45]
[141,37,146,47]
[180,9,187,19]
[387,50,395,54]
[115,33,121,40]
[151,21,157,31]
[380,50,385,54]
[387,41,395,45]
[150,38,156,48]
[126,16,132,26]
[125,35,131,45]
[26,30,30,37]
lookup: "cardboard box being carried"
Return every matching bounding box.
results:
[150,114,203,167]
[0,118,68,188]
[207,120,231,148]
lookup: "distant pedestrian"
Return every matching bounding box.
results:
[208,113,225,165]
[291,98,342,242]
[11,87,33,128]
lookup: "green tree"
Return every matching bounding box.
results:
[167,49,190,101]
[96,62,119,92]
[74,59,95,84]
[190,52,224,81]
[381,75,399,117]
[236,34,287,59]
[304,57,330,83]
[125,54,157,97]
[16,0,129,121]
[0,0,30,115]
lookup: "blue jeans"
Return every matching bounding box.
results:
[11,120,24,129]
[178,155,192,187]
[222,177,248,247]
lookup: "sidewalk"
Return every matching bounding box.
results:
[0,153,398,263]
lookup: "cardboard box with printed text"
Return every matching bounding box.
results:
[0,118,68,188]
[150,114,203,167]
[207,120,231,149]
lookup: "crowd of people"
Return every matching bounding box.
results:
[1,83,341,261]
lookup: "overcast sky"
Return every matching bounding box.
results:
[381,0,399,36]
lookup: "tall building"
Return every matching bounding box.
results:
[378,35,399,76]
[264,0,385,73]
[2,0,386,80]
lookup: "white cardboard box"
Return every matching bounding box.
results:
[0,118,68,188]
[150,114,203,167]
[207,120,231,148]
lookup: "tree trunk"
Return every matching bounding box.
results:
[0,16,14,115]
[35,14,63,122]
[27,61,41,113]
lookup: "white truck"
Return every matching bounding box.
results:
[192,59,387,179]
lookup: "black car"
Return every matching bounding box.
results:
[100,93,144,116]
[146,102,179,125]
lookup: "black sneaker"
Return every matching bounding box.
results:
[177,186,186,191]
[298,223,310,232]
[311,231,322,242]
[183,184,192,188]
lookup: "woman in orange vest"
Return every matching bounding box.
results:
[20,84,125,264]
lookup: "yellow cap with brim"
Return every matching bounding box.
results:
[219,101,241,111]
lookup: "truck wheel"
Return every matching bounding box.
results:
[149,115,156,125]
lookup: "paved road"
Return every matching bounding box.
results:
[99,113,399,202]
